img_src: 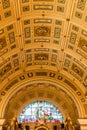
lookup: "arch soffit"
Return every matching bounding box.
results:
[0,79,85,120]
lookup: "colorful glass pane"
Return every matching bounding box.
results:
[18,100,63,123]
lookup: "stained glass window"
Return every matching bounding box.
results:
[18,100,63,123]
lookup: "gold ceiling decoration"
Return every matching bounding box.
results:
[0,0,87,123]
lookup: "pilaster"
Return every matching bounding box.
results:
[78,119,87,130]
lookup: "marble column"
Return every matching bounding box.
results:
[78,119,87,130]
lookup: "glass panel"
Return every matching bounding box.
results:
[18,100,63,123]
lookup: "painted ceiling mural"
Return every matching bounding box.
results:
[0,0,87,123]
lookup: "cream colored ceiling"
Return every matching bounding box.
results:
[0,0,87,123]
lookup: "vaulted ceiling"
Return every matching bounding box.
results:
[0,0,87,124]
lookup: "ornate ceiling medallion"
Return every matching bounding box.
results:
[34,26,51,37]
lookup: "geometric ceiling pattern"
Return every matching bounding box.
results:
[0,0,87,124]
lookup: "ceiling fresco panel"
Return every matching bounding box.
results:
[34,26,51,37]
[77,0,86,11]
[78,37,87,53]
[2,0,10,9]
